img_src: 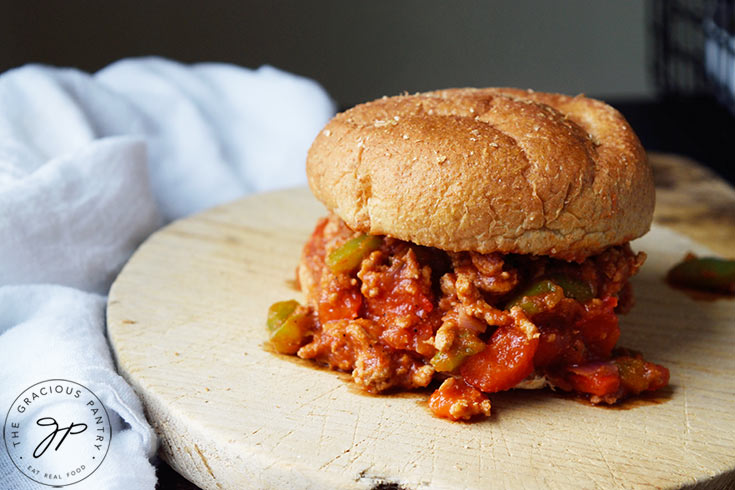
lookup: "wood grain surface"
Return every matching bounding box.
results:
[650,153,735,258]
[110,152,735,490]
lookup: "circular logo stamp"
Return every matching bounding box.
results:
[3,379,112,487]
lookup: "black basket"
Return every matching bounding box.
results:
[652,0,735,116]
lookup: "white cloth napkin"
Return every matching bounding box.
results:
[0,57,335,489]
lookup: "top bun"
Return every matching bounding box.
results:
[306,88,654,261]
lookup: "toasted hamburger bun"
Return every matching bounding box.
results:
[306,88,654,261]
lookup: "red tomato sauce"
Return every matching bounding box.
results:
[272,214,669,420]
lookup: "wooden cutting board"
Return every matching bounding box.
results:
[108,185,735,490]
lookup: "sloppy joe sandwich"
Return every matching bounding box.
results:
[266,88,669,421]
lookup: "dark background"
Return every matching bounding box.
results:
[2,1,733,184]
[0,1,653,106]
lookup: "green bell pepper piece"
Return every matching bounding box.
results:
[667,256,735,294]
[326,234,383,273]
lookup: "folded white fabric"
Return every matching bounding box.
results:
[0,58,335,489]
[0,286,158,490]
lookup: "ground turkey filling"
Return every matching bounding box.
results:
[268,214,669,421]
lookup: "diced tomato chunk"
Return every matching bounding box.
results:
[567,362,620,397]
[534,327,582,368]
[644,363,670,392]
[534,296,620,370]
[361,250,437,353]
[576,297,620,358]
[460,325,538,393]
[428,378,491,421]
[318,283,362,322]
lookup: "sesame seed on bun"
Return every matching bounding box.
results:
[306,88,654,261]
